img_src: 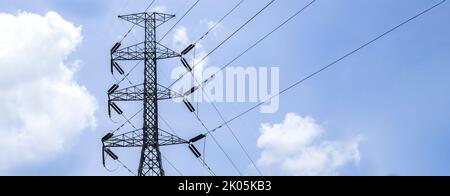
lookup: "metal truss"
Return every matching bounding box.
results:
[104,12,185,176]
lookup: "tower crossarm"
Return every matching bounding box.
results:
[109,84,183,102]
[103,128,188,148]
[112,41,180,61]
[119,12,175,28]
[109,84,144,102]
[157,84,183,100]
[112,42,146,61]
[156,43,181,59]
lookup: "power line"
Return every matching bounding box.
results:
[207,0,447,135]
[159,0,202,42]
[168,0,277,89]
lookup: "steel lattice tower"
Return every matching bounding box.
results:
[101,12,200,176]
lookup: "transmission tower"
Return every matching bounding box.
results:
[101,11,203,176]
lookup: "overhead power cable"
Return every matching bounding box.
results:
[206,0,447,135]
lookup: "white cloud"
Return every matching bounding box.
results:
[257,113,362,176]
[0,11,97,171]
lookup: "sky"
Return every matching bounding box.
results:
[0,0,449,176]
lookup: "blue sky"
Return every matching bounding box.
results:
[0,0,449,176]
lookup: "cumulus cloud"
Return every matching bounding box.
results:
[0,11,97,171]
[257,113,362,176]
